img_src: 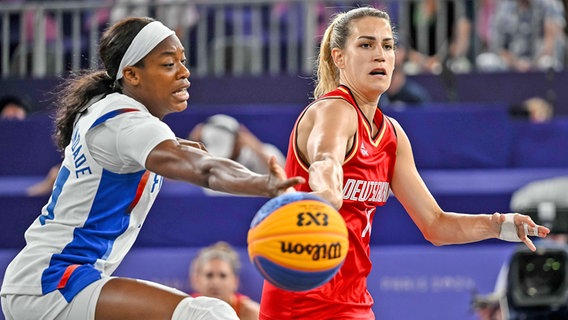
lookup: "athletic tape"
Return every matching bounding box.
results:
[498,214,521,242]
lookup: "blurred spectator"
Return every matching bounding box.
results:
[565,0,568,33]
[0,93,57,197]
[379,40,431,108]
[0,95,29,120]
[110,0,199,39]
[26,163,60,197]
[478,0,566,72]
[472,290,503,320]
[188,114,286,175]
[508,96,554,123]
[189,241,260,320]
[475,0,498,54]
[0,0,57,43]
[405,0,475,74]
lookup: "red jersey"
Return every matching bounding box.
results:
[260,86,398,319]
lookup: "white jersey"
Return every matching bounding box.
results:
[1,93,175,302]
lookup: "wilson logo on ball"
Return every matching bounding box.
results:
[279,241,343,261]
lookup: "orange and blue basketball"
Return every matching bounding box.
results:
[247,192,349,291]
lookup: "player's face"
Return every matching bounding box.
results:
[193,258,238,303]
[132,35,190,119]
[333,16,395,98]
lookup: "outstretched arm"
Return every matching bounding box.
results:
[176,137,206,151]
[145,139,304,197]
[389,118,550,251]
[296,99,358,209]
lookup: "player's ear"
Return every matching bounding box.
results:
[122,66,140,86]
[332,48,344,69]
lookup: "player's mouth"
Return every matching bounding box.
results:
[173,83,190,100]
[370,68,387,76]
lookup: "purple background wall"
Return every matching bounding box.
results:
[2,71,568,115]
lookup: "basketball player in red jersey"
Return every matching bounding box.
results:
[259,7,551,320]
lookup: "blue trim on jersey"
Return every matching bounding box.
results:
[90,108,139,129]
[40,107,146,301]
[40,166,70,225]
[41,168,146,301]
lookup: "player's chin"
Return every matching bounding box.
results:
[367,80,389,95]
[170,100,188,112]
[376,81,391,93]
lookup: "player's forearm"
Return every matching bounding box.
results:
[203,158,271,196]
[308,157,344,209]
[425,212,498,246]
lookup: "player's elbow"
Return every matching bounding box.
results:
[421,225,447,247]
[418,210,450,247]
[426,237,445,247]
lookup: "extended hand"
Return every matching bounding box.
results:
[266,156,305,196]
[497,213,551,251]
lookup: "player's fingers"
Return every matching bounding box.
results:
[522,222,551,238]
[522,223,538,237]
[279,177,305,190]
[522,236,537,252]
[535,225,551,237]
[268,156,285,177]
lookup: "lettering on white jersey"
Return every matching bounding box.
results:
[342,179,390,202]
[151,173,163,193]
[70,129,92,178]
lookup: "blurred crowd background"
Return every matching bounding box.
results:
[0,0,566,79]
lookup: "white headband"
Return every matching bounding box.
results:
[116,21,175,80]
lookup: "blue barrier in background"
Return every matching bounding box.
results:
[3,104,568,176]
[0,243,519,320]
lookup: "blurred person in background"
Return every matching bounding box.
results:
[188,114,286,175]
[478,0,566,72]
[508,96,554,123]
[189,241,260,320]
[0,95,29,120]
[110,0,199,40]
[379,38,431,108]
[405,0,475,74]
[26,163,61,197]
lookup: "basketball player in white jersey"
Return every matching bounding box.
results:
[0,17,304,320]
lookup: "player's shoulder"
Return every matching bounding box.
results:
[97,94,158,123]
[96,93,147,113]
[308,98,357,117]
[385,115,402,130]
